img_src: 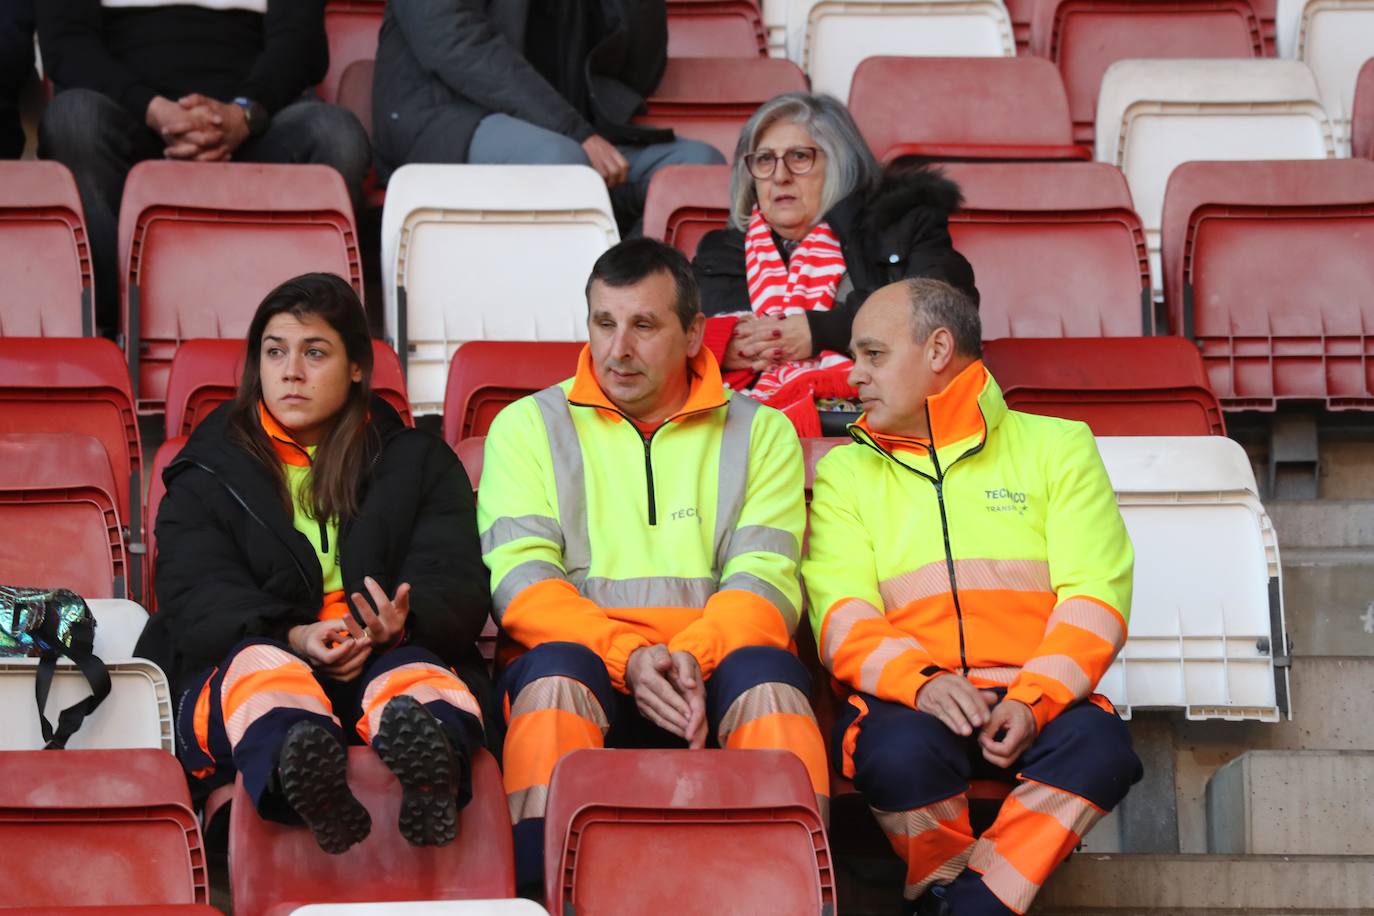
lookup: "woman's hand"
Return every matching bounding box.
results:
[287,619,372,682]
[732,313,813,366]
[345,577,411,651]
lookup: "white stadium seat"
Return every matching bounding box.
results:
[1095,58,1335,294]
[1276,0,1374,153]
[86,598,150,659]
[1096,436,1290,722]
[380,165,618,414]
[786,0,1015,100]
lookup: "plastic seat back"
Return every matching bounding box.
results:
[643,164,732,257]
[849,57,1088,164]
[338,58,376,137]
[1355,58,1374,159]
[0,431,125,598]
[381,165,615,415]
[1276,0,1374,153]
[790,0,1015,99]
[801,436,848,496]
[230,748,513,916]
[0,337,142,567]
[0,748,206,905]
[0,160,93,336]
[452,437,485,492]
[145,435,188,614]
[320,0,384,105]
[636,57,808,160]
[0,658,174,751]
[1096,436,1289,720]
[1161,158,1374,410]
[86,598,152,659]
[1032,0,1263,145]
[667,0,768,56]
[983,337,1225,435]
[1095,59,1336,293]
[544,749,835,916]
[441,341,585,445]
[939,162,1151,337]
[289,904,550,915]
[119,161,362,413]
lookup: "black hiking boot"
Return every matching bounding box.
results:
[278,719,372,854]
[371,694,468,847]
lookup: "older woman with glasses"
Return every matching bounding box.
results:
[693,92,979,435]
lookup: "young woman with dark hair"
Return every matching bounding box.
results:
[135,272,491,853]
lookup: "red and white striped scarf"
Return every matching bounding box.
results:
[741,207,855,424]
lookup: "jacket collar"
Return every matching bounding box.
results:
[258,401,313,468]
[566,344,730,427]
[851,360,1007,471]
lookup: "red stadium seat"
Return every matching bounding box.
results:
[320,0,385,105]
[1251,0,1278,52]
[801,436,848,495]
[0,748,209,907]
[939,162,1152,338]
[0,160,93,336]
[635,57,809,160]
[1161,158,1374,410]
[1354,58,1374,160]
[165,339,410,438]
[229,747,513,916]
[1006,0,1034,48]
[0,337,144,572]
[118,161,363,413]
[442,341,584,445]
[543,749,835,916]
[338,58,376,138]
[667,0,768,56]
[643,164,732,257]
[452,436,485,492]
[0,432,127,598]
[144,435,187,614]
[1029,0,1264,144]
[15,908,220,914]
[983,337,1226,435]
[848,57,1090,164]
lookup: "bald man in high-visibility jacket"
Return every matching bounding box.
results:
[803,278,1142,916]
[478,238,827,889]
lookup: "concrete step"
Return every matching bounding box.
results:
[1268,500,1374,550]
[1033,853,1374,913]
[1206,751,1374,855]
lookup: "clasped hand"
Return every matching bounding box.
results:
[625,644,708,748]
[287,577,411,683]
[916,673,1038,768]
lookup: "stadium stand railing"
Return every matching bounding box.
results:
[381,165,615,415]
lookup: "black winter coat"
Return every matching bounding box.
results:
[373,0,671,178]
[135,397,492,692]
[692,167,979,356]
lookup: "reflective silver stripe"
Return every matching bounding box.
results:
[712,393,760,574]
[724,524,800,566]
[582,576,716,609]
[480,514,564,555]
[720,571,799,630]
[533,386,591,582]
[492,559,566,622]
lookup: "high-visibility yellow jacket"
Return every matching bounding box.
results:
[802,360,1132,732]
[477,346,806,691]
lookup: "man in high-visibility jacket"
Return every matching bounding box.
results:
[803,278,1143,916]
[478,238,827,887]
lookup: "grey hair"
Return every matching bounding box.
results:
[728,92,881,231]
[906,278,982,358]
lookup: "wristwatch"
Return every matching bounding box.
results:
[232,97,270,138]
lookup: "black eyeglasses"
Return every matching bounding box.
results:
[743,146,820,180]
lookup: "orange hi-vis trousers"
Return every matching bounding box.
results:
[836,692,1142,915]
[175,638,484,817]
[500,641,829,888]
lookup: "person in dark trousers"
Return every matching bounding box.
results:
[135,273,491,854]
[36,0,370,335]
[0,0,34,159]
[373,0,723,231]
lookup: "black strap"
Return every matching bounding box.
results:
[35,630,112,751]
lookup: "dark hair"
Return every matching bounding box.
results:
[906,278,982,359]
[227,272,376,523]
[584,237,701,331]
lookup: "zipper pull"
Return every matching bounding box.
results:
[318,519,329,554]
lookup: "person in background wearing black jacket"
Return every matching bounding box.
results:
[0,0,34,159]
[36,0,370,335]
[691,93,978,435]
[135,273,490,854]
[373,0,723,231]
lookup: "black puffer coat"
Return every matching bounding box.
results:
[373,0,671,178]
[692,166,979,356]
[135,397,491,693]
